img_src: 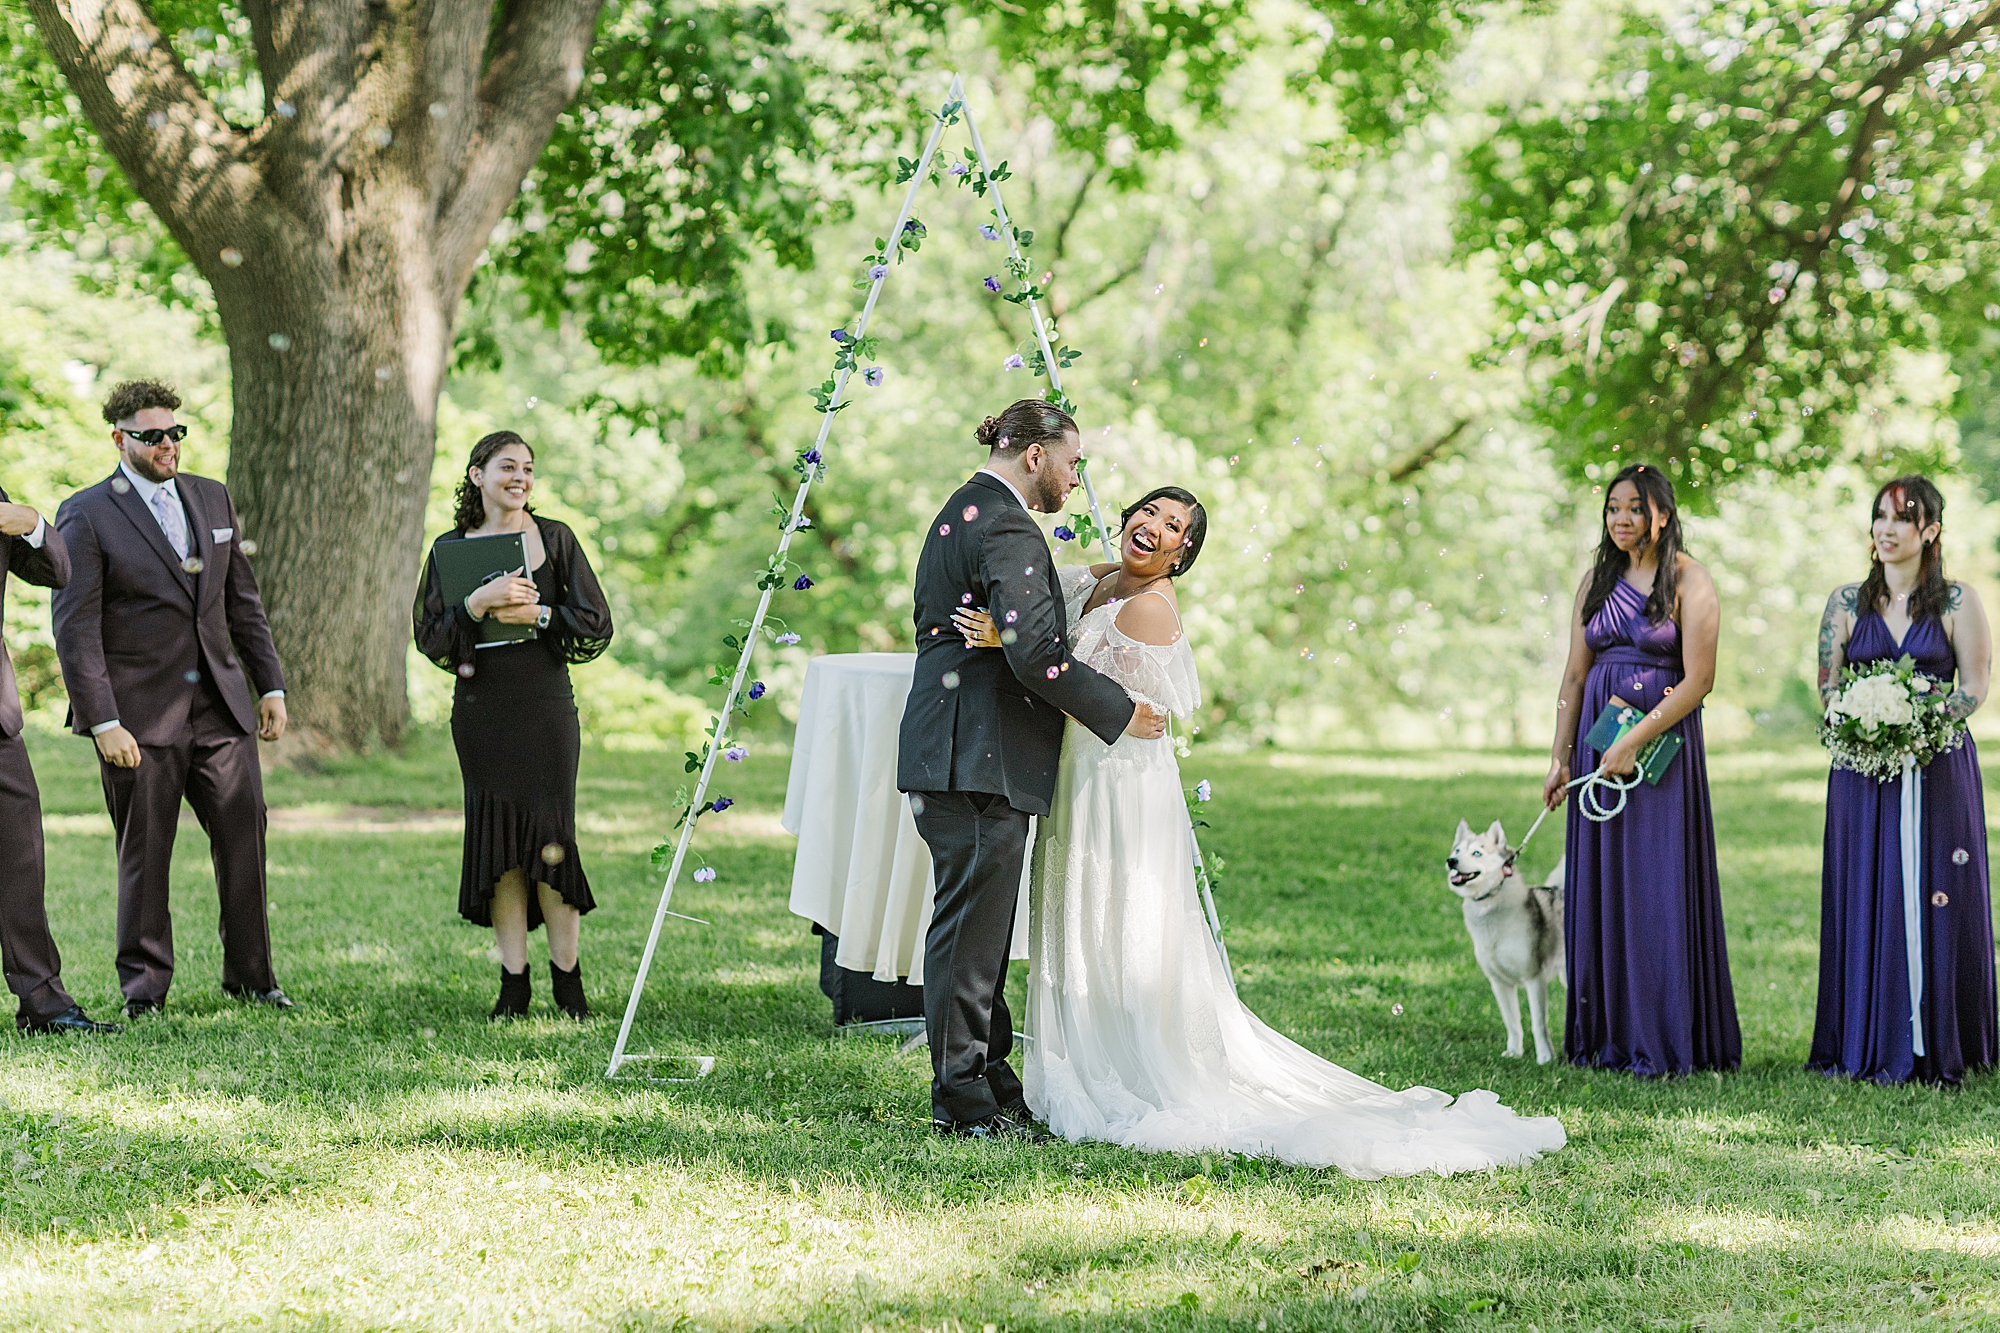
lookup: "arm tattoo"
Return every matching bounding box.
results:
[1948,688,1978,721]
[1946,582,1965,613]
[1818,586,1855,702]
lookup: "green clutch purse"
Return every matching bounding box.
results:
[1582,700,1682,786]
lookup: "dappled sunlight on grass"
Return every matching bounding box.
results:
[6,744,2000,1328]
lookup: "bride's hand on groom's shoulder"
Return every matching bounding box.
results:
[953,607,1001,648]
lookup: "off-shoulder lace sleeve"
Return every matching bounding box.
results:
[1057,564,1097,626]
[1070,615,1201,720]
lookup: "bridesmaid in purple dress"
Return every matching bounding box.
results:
[1810,475,1995,1085]
[1544,464,1741,1075]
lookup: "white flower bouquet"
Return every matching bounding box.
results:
[1820,654,1966,781]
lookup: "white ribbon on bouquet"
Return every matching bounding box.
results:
[1900,754,1927,1059]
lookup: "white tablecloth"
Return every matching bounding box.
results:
[783,652,1029,984]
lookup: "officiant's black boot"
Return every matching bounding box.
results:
[490,964,531,1020]
[548,959,589,1020]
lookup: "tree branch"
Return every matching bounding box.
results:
[434,0,604,298]
[1387,417,1472,482]
[23,0,255,267]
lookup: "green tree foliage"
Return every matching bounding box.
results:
[1458,0,2000,494]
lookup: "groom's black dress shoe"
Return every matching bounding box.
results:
[225,985,296,1010]
[121,997,165,1019]
[18,1005,122,1035]
[1000,1098,1042,1126]
[933,1112,1051,1143]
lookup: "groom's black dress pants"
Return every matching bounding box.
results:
[912,790,1029,1125]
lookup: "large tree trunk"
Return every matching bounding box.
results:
[26,0,603,748]
[218,257,448,748]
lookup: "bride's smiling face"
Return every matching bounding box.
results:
[1121,498,1194,579]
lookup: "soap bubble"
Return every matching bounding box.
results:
[960,593,973,605]
[219,247,243,267]
[1391,1003,1404,1016]
[183,670,200,683]
[181,557,203,574]
[908,794,926,816]
[368,127,394,147]
[274,100,296,118]
[239,540,258,556]
[939,524,951,536]
[1000,629,1017,645]
[456,663,475,678]
[540,843,566,866]
[428,102,450,119]
[942,672,960,689]
[962,504,979,522]
[375,367,392,383]
[1933,891,1951,907]
[1953,848,1970,865]
[1046,666,1059,679]
[111,477,131,494]
[268,333,292,352]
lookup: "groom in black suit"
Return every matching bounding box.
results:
[898,399,1165,1138]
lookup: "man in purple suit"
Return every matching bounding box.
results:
[0,484,120,1034]
[53,380,293,1018]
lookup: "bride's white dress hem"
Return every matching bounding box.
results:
[1022,566,1566,1180]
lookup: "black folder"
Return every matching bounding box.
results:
[433,532,538,647]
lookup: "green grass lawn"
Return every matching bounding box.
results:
[4,730,2000,1330]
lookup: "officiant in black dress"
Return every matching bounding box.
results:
[414,431,613,1021]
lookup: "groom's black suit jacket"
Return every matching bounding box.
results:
[896,472,1133,817]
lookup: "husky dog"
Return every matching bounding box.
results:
[1446,819,1566,1064]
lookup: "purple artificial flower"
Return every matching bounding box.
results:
[693,866,717,883]
[777,632,801,645]
[801,448,821,466]
[709,796,734,813]
[1003,354,1025,371]
[949,162,970,177]
[984,276,1001,293]
[869,264,888,281]
[794,574,814,591]
[748,681,766,700]
[979,224,1000,241]
[903,219,921,232]
[724,745,748,762]
[1054,526,1075,542]
[830,329,851,343]
[1195,779,1212,803]
[863,367,884,387]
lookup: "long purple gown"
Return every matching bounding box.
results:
[1809,612,1997,1085]
[1565,578,1742,1075]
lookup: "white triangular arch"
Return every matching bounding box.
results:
[605,74,1226,1081]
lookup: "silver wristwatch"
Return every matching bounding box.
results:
[536,605,552,630]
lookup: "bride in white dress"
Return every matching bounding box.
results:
[956,486,1566,1178]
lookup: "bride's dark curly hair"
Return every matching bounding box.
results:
[452,431,534,533]
[1119,486,1207,578]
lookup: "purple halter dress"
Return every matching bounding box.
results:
[1564,578,1742,1075]
[1808,612,1997,1085]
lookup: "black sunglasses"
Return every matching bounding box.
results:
[120,426,188,445]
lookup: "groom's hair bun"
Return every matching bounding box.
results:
[978,399,1077,453]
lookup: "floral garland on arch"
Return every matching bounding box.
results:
[607,75,1120,1078]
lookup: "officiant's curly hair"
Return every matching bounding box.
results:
[1858,475,1949,625]
[1120,486,1206,578]
[452,431,535,533]
[975,399,1076,453]
[1582,463,1683,626]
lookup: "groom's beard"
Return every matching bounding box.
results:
[1032,470,1069,515]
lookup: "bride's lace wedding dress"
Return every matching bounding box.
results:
[1023,567,1567,1178]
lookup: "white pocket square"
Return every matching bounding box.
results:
[211,527,233,543]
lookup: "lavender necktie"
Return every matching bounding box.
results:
[151,487,188,561]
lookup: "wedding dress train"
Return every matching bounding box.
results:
[1022,568,1567,1177]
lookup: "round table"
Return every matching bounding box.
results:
[783,652,1029,985]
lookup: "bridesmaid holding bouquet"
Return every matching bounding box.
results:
[1810,475,1995,1085]
[1544,464,1741,1075]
